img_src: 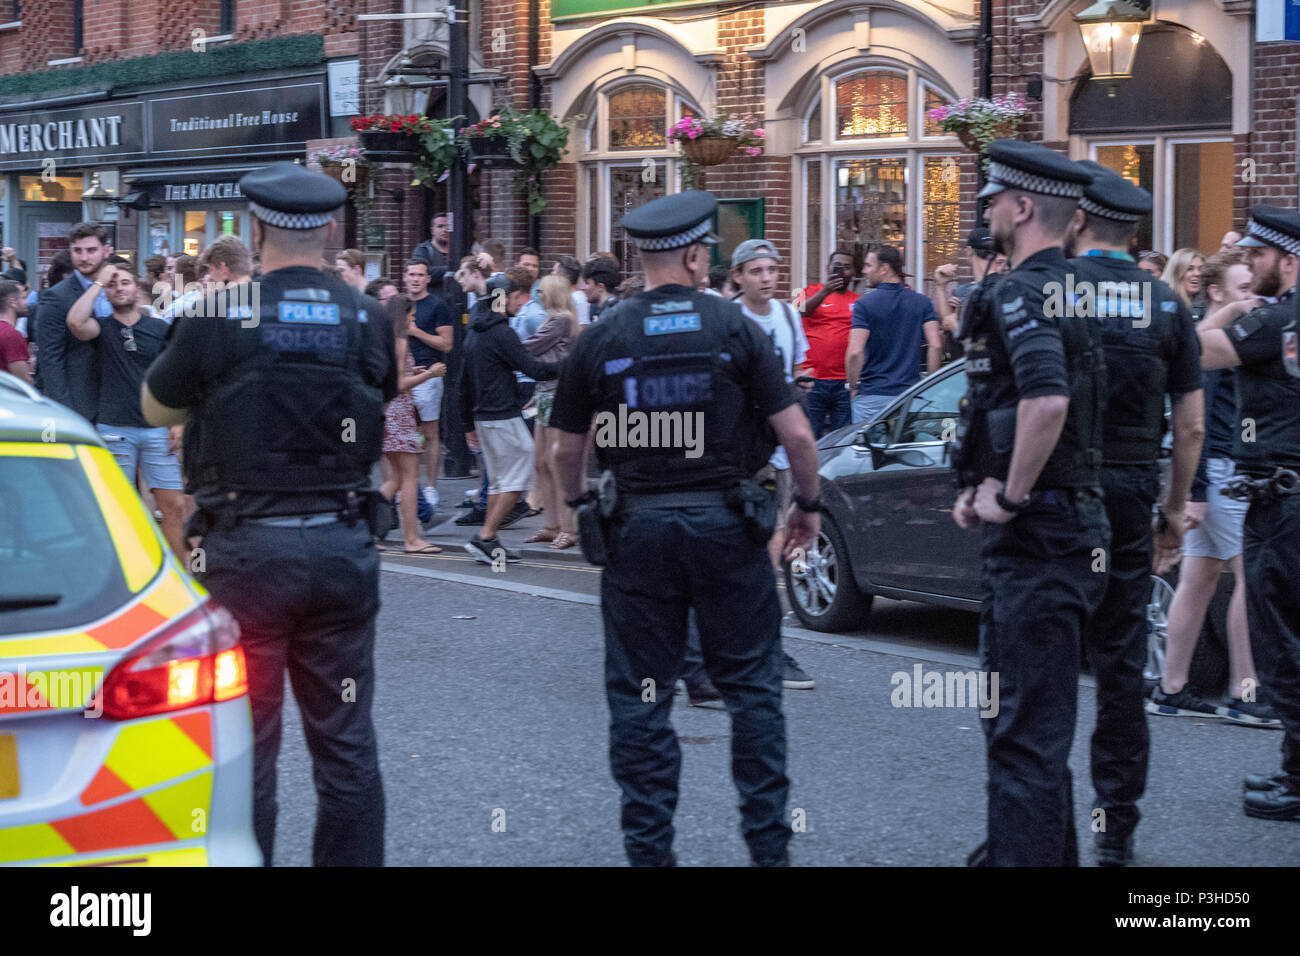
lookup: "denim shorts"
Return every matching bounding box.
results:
[1184,457,1247,560]
[96,423,184,491]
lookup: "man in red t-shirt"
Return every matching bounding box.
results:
[798,249,858,437]
[0,278,31,384]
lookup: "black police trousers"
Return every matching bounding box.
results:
[1244,493,1300,786]
[979,489,1109,866]
[198,519,386,866]
[1083,465,1159,839]
[601,504,789,865]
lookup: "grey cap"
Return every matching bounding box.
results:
[731,238,782,269]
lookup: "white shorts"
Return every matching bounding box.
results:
[412,376,444,423]
[476,417,535,495]
[1183,457,1248,560]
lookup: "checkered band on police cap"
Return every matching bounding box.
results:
[987,160,1086,199]
[248,201,337,230]
[633,218,716,251]
[1078,195,1141,223]
[1244,218,1300,256]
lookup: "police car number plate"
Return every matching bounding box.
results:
[0,734,18,799]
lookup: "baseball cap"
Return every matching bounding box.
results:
[731,238,782,269]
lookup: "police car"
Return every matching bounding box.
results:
[0,373,259,866]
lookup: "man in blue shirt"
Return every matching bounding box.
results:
[844,245,942,424]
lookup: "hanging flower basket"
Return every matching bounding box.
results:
[682,135,740,166]
[466,134,515,168]
[956,120,1018,154]
[357,129,418,161]
[318,161,369,189]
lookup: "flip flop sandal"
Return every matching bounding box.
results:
[402,545,443,555]
[549,532,577,550]
[525,506,544,518]
[526,528,560,543]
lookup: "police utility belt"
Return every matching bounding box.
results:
[186,489,396,540]
[1221,467,1300,504]
[568,471,779,566]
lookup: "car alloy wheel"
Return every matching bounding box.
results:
[1145,574,1174,683]
[789,529,837,616]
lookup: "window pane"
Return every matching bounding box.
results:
[806,99,822,142]
[18,175,82,201]
[610,164,665,275]
[806,159,822,287]
[1095,144,1155,252]
[834,158,907,269]
[183,210,207,257]
[923,87,951,136]
[1173,142,1234,256]
[899,371,966,444]
[835,72,908,139]
[218,210,240,238]
[587,165,599,254]
[608,85,666,151]
[923,156,961,286]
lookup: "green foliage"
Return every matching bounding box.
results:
[0,35,324,102]
[463,106,573,214]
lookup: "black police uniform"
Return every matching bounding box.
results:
[1224,207,1300,818]
[144,163,397,866]
[549,191,799,866]
[1069,166,1204,858]
[953,141,1110,866]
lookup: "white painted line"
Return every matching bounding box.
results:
[378,561,1094,680]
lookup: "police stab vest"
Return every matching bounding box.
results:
[593,290,774,488]
[186,270,385,494]
[1069,258,1173,465]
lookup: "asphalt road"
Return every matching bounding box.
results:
[262,491,1297,865]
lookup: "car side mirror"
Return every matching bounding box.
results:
[854,429,887,469]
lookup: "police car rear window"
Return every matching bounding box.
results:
[0,455,132,637]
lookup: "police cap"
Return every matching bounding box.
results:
[1076,165,1151,223]
[620,190,721,252]
[1236,204,1300,256]
[240,162,347,230]
[976,140,1091,201]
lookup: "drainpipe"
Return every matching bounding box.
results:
[527,0,541,248]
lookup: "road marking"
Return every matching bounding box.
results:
[380,561,1002,671]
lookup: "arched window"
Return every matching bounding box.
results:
[578,82,699,272]
[796,65,962,291]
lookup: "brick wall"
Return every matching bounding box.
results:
[1240,42,1300,215]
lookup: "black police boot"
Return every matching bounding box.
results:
[751,849,790,867]
[1243,770,1288,791]
[686,673,722,706]
[1243,783,1300,821]
[1094,830,1135,867]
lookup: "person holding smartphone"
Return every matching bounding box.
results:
[798,249,859,437]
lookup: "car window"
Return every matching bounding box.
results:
[0,454,132,636]
[897,370,966,445]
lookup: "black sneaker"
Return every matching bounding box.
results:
[1217,698,1283,728]
[782,653,814,690]
[1244,770,1288,791]
[1146,686,1221,718]
[497,500,531,529]
[686,674,722,706]
[454,508,487,526]
[1094,831,1134,867]
[464,535,521,565]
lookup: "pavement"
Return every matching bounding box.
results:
[261,475,1298,865]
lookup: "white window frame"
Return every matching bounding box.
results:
[578,84,697,257]
[794,63,961,286]
[1087,134,1233,252]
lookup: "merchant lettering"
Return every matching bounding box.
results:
[594,404,705,459]
[0,115,123,155]
[169,110,300,132]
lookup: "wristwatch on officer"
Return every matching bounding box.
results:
[995,486,1031,514]
[793,493,822,514]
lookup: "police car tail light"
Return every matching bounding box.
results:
[101,601,247,720]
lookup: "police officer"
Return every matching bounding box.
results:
[1196,205,1300,820]
[549,191,822,866]
[1066,164,1205,864]
[951,140,1109,866]
[142,163,397,866]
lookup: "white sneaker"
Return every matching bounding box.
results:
[422,486,438,510]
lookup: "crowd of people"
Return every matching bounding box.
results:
[3,207,1284,722]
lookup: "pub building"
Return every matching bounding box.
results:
[0,57,361,280]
